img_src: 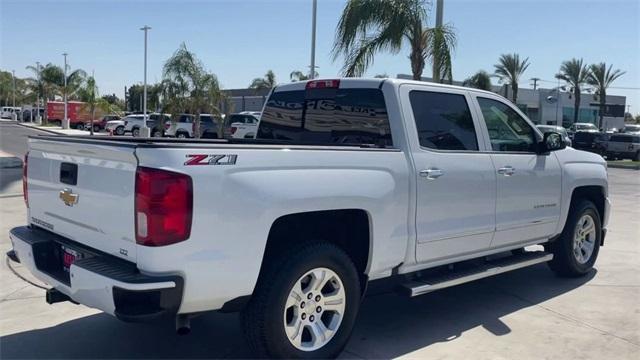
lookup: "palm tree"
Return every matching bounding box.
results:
[587,63,625,129]
[249,70,276,90]
[289,70,319,82]
[493,53,530,104]
[462,70,492,91]
[162,42,224,138]
[78,76,114,135]
[555,58,590,125]
[332,0,456,81]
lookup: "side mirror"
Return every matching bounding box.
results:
[539,131,566,153]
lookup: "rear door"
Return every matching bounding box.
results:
[27,137,139,261]
[399,84,497,263]
[471,95,562,247]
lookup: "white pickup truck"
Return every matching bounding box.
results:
[9,78,610,358]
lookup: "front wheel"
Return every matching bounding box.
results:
[241,242,361,358]
[176,131,188,139]
[547,200,601,277]
[115,126,125,136]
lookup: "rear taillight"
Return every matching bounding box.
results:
[230,126,237,135]
[135,167,193,247]
[22,153,28,208]
[165,123,170,130]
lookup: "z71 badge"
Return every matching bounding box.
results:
[184,154,238,166]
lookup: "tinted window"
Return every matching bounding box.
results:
[477,97,537,152]
[409,91,478,151]
[609,135,637,143]
[257,88,392,147]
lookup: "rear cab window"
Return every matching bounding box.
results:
[257,85,393,147]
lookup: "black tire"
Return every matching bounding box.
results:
[151,129,163,138]
[132,127,140,137]
[202,131,218,139]
[93,125,100,132]
[176,131,188,139]
[547,199,601,277]
[115,126,125,136]
[241,242,361,359]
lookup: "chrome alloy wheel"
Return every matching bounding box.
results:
[283,267,346,352]
[573,214,597,264]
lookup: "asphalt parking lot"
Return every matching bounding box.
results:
[0,168,638,359]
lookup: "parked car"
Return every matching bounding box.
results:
[105,118,129,135]
[605,133,640,161]
[1,106,22,119]
[224,112,260,138]
[536,125,572,146]
[568,122,599,139]
[123,113,170,137]
[21,108,45,122]
[11,78,610,359]
[164,114,222,138]
[84,115,121,132]
[165,114,195,138]
[622,124,640,134]
[571,131,603,153]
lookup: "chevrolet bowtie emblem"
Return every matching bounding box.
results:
[59,188,79,207]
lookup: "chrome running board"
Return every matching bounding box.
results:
[402,251,553,297]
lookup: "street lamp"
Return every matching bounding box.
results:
[140,25,151,137]
[309,0,317,80]
[62,52,68,129]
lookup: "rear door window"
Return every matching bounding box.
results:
[257,88,392,147]
[409,91,478,151]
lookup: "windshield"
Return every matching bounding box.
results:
[576,124,597,130]
[624,125,640,132]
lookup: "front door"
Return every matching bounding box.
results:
[401,85,497,263]
[473,96,562,247]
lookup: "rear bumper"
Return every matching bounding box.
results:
[9,226,183,322]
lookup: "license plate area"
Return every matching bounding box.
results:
[33,240,91,285]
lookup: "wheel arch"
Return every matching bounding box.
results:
[260,209,372,289]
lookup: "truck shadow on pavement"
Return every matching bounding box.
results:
[0,264,596,359]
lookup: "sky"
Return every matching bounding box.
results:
[1,0,639,114]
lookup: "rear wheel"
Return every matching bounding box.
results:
[151,129,163,137]
[93,124,100,132]
[634,151,640,162]
[241,242,360,358]
[176,131,188,139]
[132,127,140,137]
[547,199,601,277]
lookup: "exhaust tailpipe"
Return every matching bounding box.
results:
[46,288,71,304]
[176,314,191,335]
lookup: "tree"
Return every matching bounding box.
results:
[332,0,456,81]
[493,53,530,104]
[462,70,492,91]
[250,70,277,90]
[162,42,224,138]
[290,70,319,82]
[555,58,590,125]
[586,63,625,129]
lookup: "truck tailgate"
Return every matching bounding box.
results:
[27,137,138,261]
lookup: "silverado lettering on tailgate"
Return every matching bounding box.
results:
[184,154,238,166]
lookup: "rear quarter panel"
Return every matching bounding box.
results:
[135,146,411,313]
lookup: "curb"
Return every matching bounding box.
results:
[607,163,640,170]
[15,122,64,135]
[0,157,23,169]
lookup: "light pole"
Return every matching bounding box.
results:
[35,62,41,123]
[62,53,69,129]
[140,25,151,137]
[309,0,317,80]
[11,70,16,106]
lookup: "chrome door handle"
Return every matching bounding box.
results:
[498,166,516,176]
[420,168,444,180]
